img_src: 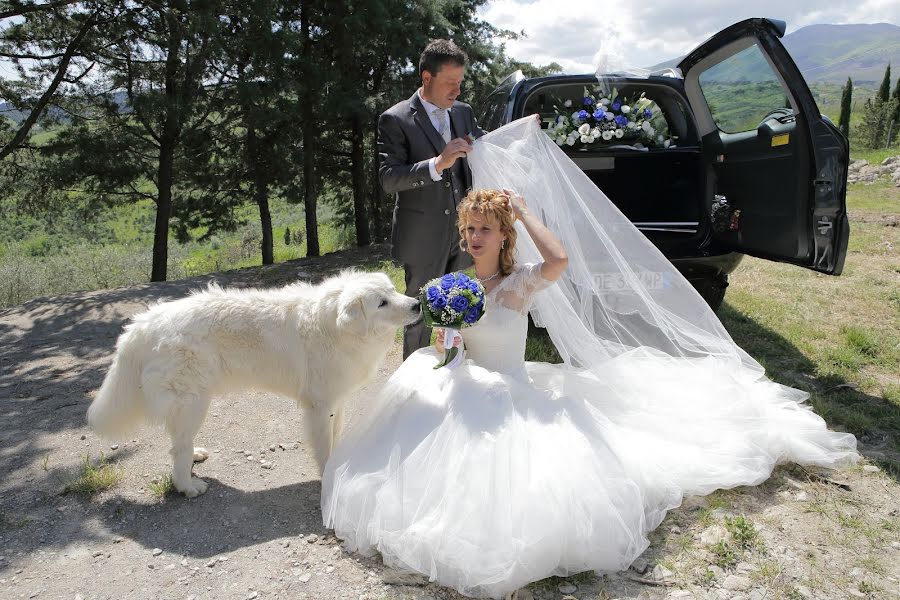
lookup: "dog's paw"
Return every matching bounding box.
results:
[192,447,210,462]
[177,477,209,498]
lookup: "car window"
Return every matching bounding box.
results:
[478,90,508,132]
[697,42,791,134]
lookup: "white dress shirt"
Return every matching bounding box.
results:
[418,89,452,181]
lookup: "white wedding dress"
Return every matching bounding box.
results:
[321,262,858,599]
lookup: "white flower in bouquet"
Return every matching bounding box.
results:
[580,134,591,143]
[642,121,652,132]
[615,129,624,138]
[658,134,664,142]
[621,105,631,114]
[556,138,565,146]
[663,139,671,148]
[602,130,613,140]
[604,112,614,121]
[599,97,609,105]
[578,123,590,135]
[564,99,572,107]
[592,127,601,137]
[627,122,637,129]
[566,136,576,146]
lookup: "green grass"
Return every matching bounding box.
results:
[846,179,900,213]
[61,454,124,497]
[851,147,900,165]
[0,200,354,309]
[148,473,175,498]
[710,539,739,569]
[720,184,900,475]
[724,514,760,550]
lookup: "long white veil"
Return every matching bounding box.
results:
[468,116,763,375]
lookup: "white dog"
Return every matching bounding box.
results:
[88,270,420,497]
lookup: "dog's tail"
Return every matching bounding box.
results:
[88,325,145,439]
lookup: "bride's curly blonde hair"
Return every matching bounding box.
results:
[457,188,517,276]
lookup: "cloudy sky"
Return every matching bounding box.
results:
[478,0,900,73]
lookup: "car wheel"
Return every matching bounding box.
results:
[694,275,728,312]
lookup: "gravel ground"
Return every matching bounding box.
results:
[1,245,897,600]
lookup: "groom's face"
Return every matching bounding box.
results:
[422,63,465,109]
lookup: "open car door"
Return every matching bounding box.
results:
[679,18,849,274]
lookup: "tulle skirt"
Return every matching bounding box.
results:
[321,347,857,598]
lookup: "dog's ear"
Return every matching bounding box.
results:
[336,291,368,336]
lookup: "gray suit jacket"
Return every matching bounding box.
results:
[379,91,485,266]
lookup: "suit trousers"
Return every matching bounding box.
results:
[402,239,470,359]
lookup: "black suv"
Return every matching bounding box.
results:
[478,18,849,310]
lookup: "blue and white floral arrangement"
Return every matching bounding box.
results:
[419,272,486,369]
[545,86,676,150]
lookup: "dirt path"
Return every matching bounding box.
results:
[1,246,898,600]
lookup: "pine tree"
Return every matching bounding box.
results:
[0,3,105,160]
[878,64,891,102]
[838,77,852,139]
[892,77,900,131]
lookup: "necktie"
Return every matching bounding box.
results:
[433,108,451,143]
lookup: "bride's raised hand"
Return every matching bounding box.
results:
[502,188,528,220]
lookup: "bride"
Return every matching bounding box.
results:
[321,117,858,599]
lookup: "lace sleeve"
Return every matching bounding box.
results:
[493,262,554,314]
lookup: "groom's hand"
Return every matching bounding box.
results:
[435,138,474,171]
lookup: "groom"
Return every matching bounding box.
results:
[378,39,485,358]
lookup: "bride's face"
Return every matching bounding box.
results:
[464,213,505,260]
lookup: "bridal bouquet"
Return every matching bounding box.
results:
[545,86,675,150]
[419,272,486,369]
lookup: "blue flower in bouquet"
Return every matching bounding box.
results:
[577,109,589,120]
[612,100,621,111]
[418,271,487,369]
[644,108,653,119]
[592,108,605,119]
[450,295,469,312]
[582,96,593,106]
[615,115,628,127]
[419,271,486,329]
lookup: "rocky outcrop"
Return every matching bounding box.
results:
[848,155,900,186]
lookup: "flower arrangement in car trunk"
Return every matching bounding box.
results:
[545,86,676,150]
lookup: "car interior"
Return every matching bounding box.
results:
[519,79,707,258]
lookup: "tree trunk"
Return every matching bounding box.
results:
[151,140,174,281]
[300,3,319,257]
[351,113,370,246]
[151,19,184,282]
[248,126,274,265]
[302,115,320,257]
[370,112,384,242]
[257,184,274,265]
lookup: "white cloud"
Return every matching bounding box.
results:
[480,0,900,73]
